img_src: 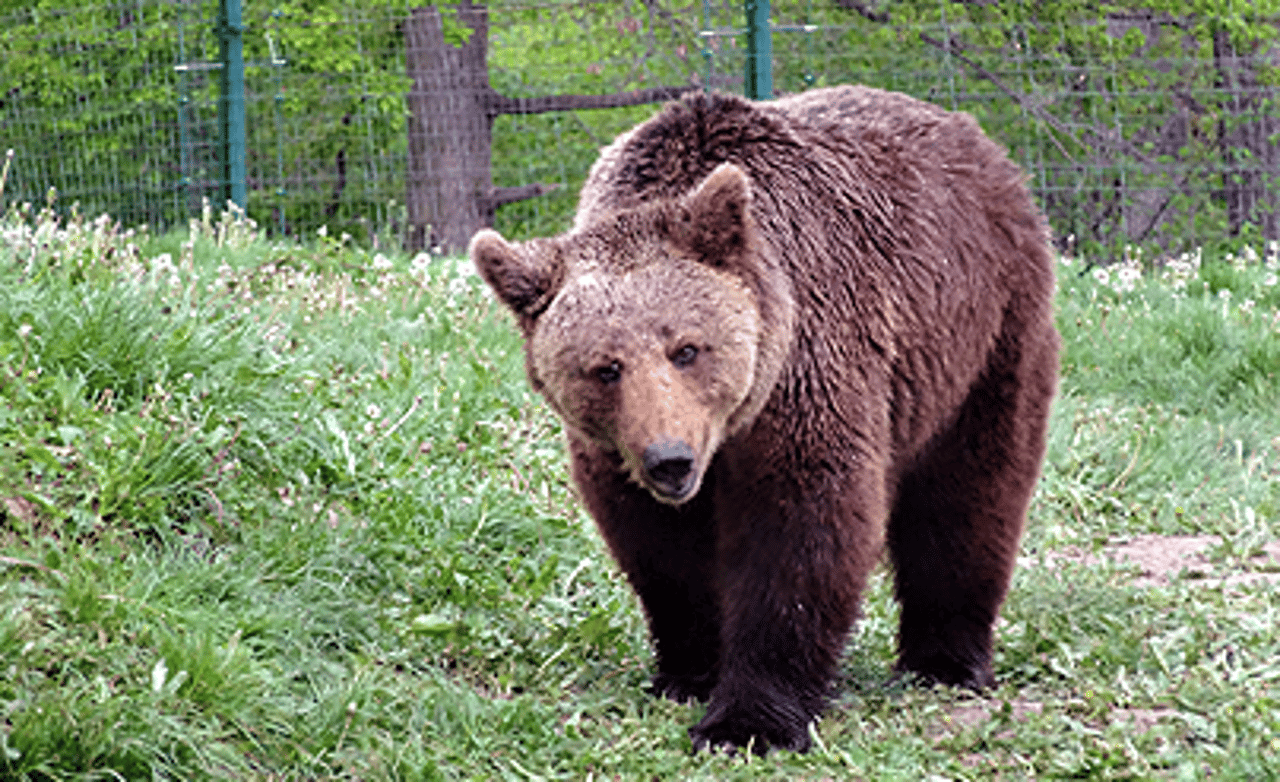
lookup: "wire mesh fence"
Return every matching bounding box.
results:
[764,1,1280,260]
[2,0,1278,261]
[2,0,422,243]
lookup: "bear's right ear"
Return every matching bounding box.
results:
[470,229,565,330]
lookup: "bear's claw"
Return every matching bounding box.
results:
[649,671,716,703]
[895,649,997,692]
[688,695,814,755]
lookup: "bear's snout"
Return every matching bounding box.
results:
[642,439,697,500]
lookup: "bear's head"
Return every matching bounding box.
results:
[471,164,791,504]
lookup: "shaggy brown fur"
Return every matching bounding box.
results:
[470,85,1059,754]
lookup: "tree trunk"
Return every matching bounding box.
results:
[1213,27,1279,241]
[1104,12,1197,247]
[404,1,492,254]
[403,3,694,254]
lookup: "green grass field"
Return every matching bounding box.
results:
[2,199,1278,780]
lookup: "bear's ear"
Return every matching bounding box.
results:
[470,229,565,329]
[677,163,753,266]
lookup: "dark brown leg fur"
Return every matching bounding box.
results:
[568,436,721,702]
[691,456,886,754]
[888,317,1057,689]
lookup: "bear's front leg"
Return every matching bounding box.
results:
[691,462,885,754]
[568,435,722,702]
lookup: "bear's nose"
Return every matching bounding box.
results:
[643,439,696,498]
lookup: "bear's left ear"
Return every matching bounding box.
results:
[470,229,565,333]
[677,163,753,267]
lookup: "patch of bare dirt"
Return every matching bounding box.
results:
[1026,534,1280,588]
[933,697,1180,740]
[934,699,1184,777]
[942,697,1044,731]
[2,495,48,546]
[3,495,40,525]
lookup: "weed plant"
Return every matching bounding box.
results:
[1,196,1278,779]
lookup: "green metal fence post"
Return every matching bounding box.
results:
[217,0,246,211]
[744,0,772,100]
[268,13,288,236]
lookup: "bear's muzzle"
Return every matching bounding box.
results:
[642,439,698,501]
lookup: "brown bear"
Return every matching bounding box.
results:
[470,85,1059,754]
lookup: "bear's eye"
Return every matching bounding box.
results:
[595,360,622,385]
[671,344,699,368]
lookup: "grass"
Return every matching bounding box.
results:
[1,195,1278,779]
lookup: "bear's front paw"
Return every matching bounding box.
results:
[688,695,813,755]
[649,671,716,703]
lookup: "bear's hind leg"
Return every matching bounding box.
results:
[569,436,721,702]
[888,325,1056,689]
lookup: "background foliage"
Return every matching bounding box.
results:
[3,0,1279,259]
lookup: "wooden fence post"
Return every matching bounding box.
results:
[403,2,693,253]
[404,2,492,253]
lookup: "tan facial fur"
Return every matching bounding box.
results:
[533,259,760,502]
[471,163,777,505]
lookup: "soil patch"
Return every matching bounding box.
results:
[1028,534,1280,588]
[932,697,1180,741]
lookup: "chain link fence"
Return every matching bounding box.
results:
[3,1,1278,260]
